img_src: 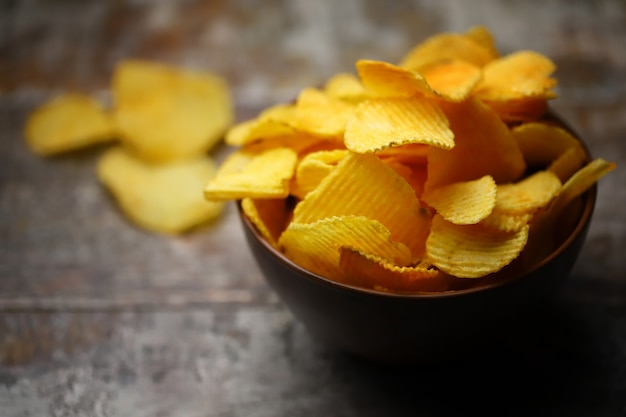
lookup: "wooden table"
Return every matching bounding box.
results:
[1,1,625,415]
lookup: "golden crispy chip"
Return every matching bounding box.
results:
[225,115,296,147]
[97,146,223,234]
[425,98,526,191]
[290,149,348,199]
[547,145,588,183]
[399,31,498,71]
[426,214,529,278]
[204,147,298,200]
[473,51,557,102]
[339,247,449,293]
[323,72,370,104]
[292,152,431,259]
[493,170,562,214]
[481,210,533,233]
[511,121,585,168]
[418,60,482,102]
[279,216,413,281]
[357,59,437,99]
[24,93,115,155]
[112,60,233,162]
[344,97,454,153]
[481,97,549,123]
[423,175,497,225]
[241,197,291,247]
[375,143,429,165]
[293,88,355,138]
[464,26,499,59]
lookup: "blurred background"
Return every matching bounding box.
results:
[1,1,625,416]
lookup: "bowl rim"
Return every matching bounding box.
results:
[238,110,598,299]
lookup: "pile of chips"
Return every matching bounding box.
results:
[205,27,615,292]
[24,60,233,234]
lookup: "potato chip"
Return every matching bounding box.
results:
[97,146,223,234]
[292,152,431,259]
[423,175,497,225]
[204,147,298,200]
[357,59,437,99]
[241,197,291,247]
[399,30,498,71]
[293,88,355,138]
[290,149,348,199]
[279,216,413,281]
[375,143,429,165]
[418,60,482,102]
[481,97,549,123]
[344,97,455,153]
[425,98,526,191]
[24,93,115,155]
[339,247,449,293]
[481,210,533,233]
[464,26,500,59]
[112,60,233,162]
[323,72,370,104]
[547,145,588,183]
[426,214,529,278]
[493,170,562,214]
[511,121,585,168]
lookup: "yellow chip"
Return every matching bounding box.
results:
[292,152,431,259]
[418,60,482,102]
[204,147,298,200]
[481,210,533,233]
[481,97,549,123]
[344,97,455,153]
[24,93,115,155]
[511,121,585,168]
[357,59,435,98]
[323,72,370,104]
[399,30,498,71]
[97,146,223,234]
[547,145,588,183]
[423,175,497,225]
[493,170,562,214]
[241,197,291,247]
[473,50,557,102]
[338,247,449,293]
[464,26,500,59]
[426,214,529,278]
[112,60,233,163]
[279,216,412,281]
[290,149,348,199]
[425,98,526,191]
[293,88,355,138]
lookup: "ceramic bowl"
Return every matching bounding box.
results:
[237,112,597,365]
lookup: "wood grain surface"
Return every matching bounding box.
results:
[1,1,625,416]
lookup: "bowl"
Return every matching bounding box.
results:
[237,112,597,365]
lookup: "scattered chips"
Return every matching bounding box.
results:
[98,147,223,234]
[202,27,615,292]
[24,93,115,155]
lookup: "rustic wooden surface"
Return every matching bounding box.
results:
[1,1,625,416]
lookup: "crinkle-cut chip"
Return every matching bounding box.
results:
[25,93,115,155]
[376,143,429,165]
[423,175,497,225]
[494,170,562,214]
[323,72,370,104]
[464,26,499,59]
[344,97,454,153]
[97,147,223,234]
[473,51,557,102]
[204,147,298,200]
[112,60,233,163]
[418,60,482,102]
[293,88,355,138]
[425,98,526,192]
[356,60,438,99]
[481,210,533,233]
[482,97,549,123]
[292,152,431,260]
[290,149,348,199]
[426,214,529,278]
[511,121,585,168]
[241,197,291,247]
[399,31,497,71]
[279,216,413,281]
[338,247,449,293]
[547,145,588,183]
[225,118,296,147]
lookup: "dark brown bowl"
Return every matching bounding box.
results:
[237,113,597,365]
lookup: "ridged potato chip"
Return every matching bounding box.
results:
[339,247,448,293]
[290,149,348,199]
[323,72,370,104]
[547,145,588,183]
[423,175,497,225]
[493,170,562,214]
[293,88,355,138]
[112,60,233,163]
[481,210,533,233]
[419,60,482,102]
[344,97,455,153]
[426,214,529,278]
[357,59,436,99]
[204,147,298,200]
[292,152,431,259]
[511,121,585,168]
[24,93,115,155]
[97,147,223,234]
[241,197,291,247]
[279,216,412,281]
